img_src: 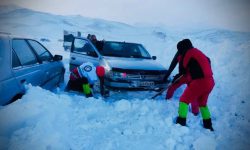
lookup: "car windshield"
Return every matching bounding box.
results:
[98,42,151,59]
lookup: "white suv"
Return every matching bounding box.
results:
[69,37,168,91]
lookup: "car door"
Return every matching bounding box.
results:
[11,39,45,89]
[70,38,100,71]
[0,37,24,105]
[27,39,64,90]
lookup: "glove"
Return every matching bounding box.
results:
[172,73,182,83]
[165,75,187,100]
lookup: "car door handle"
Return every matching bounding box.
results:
[71,57,76,60]
[20,79,26,84]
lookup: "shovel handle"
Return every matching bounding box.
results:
[151,75,183,99]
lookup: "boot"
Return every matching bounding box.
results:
[86,92,93,98]
[103,90,110,98]
[176,117,186,126]
[203,118,214,131]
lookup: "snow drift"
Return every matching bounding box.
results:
[0,5,250,150]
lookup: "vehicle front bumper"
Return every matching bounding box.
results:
[104,79,168,91]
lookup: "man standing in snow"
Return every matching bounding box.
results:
[166,39,215,131]
[66,62,105,97]
[164,48,200,116]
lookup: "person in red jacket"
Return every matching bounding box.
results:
[66,62,106,97]
[166,39,214,131]
[164,50,200,116]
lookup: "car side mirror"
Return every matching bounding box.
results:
[152,56,157,60]
[53,55,63,61]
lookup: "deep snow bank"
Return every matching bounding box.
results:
[0,85,218,150]
[1,5,250,150]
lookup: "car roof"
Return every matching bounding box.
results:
[104,41,141,45]
[74,36,88,40]
[0,32,10,39]
[0,32,35,40]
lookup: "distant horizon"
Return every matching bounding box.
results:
[0,0,250,32]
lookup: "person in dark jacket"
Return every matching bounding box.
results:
[166,39,214,131]
[89,34,104,51]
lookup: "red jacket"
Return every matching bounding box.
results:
[70,67,81,81]
[182,48,213,81]
[166,48,213,99]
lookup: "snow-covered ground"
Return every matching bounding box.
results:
[0,5,250,150]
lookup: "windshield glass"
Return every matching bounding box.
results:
[98,42,151,59]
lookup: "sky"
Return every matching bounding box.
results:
[0,0,250,32]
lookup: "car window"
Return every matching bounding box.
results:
[73,38,96,54]
[12,50,21,68]
[100,42,151,59]
[27,40,53,62]
[138,45,151,58]
[12,39,38,66]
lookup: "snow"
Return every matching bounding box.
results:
[193,136,216,150]
[1,5,250,150]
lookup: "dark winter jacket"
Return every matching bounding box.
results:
[167,52,185,75]
[165,39,193,80]
[92,40,104,51]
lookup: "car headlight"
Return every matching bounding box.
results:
[99,58,127,79]
[99,58,111,74]
[108,71,127,79]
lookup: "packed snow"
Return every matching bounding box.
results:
[0,5,250,150]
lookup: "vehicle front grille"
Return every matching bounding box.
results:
[112,68,168,75]
[111,68,167,81]
[126,74,162,80]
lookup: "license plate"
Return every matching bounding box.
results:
[139,81,154,87]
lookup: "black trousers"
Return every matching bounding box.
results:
[66,77,88,92]
[99,77,105,96]
[66,76,105,96]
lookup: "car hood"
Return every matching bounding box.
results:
[103,57,167,71]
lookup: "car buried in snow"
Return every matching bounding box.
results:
[69,37,168,92]
[0,33,65,105]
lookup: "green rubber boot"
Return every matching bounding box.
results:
[200,106,214,131]
[176,102,188,126]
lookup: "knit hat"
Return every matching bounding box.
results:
[177,39,193,54]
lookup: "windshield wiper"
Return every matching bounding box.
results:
[104,54,123,57]
[130,55,151,59]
